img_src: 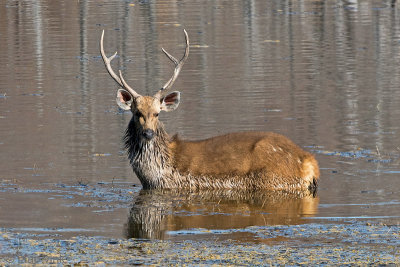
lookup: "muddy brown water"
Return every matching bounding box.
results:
[1,0,400,264]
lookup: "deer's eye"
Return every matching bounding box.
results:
[135,111,143,118]
[154,113,159,117]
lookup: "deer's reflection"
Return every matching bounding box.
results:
[125,189,319,240]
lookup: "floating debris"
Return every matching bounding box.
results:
[312,148,395,163]
[93,153,112,157]
[262,40,280,43]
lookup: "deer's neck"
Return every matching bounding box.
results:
[124,119,175,189]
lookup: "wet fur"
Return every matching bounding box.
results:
[125,119,319,191]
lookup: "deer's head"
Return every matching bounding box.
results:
[100,30,189,140]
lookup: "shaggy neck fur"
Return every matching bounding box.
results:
[124,119,175,189]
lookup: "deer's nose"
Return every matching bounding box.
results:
[143,129,155,140]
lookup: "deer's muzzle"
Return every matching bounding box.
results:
[143,129,155,140]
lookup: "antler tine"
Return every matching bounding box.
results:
[100,30,140,98]
[100,30,122,86]
[155,29,189,99]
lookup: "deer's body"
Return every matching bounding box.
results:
[125,113,319,190]
[100,29,320,191]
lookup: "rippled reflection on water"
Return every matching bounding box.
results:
[125,189,319,240]
[1,0,400,242]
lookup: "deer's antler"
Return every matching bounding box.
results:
[100,30,141,98]
[154,29,189,99]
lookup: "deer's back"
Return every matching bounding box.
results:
[170,132,319,184]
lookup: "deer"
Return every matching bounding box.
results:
[100,29,320,191]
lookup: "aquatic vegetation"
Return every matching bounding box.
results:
[0,221,399,265]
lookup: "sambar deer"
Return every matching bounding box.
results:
[100,29,320,191]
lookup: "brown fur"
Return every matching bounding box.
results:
[168,132,320,191]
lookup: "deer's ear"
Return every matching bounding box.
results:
[160,91,180,112]
[116,89,133,110]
